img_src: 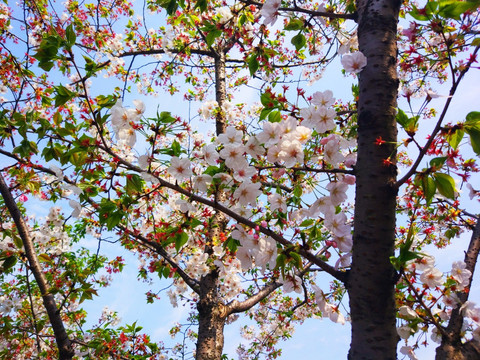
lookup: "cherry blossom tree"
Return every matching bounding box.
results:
[0,0,480,359]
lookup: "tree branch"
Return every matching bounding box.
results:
[0,173,74,360]
[396,44,480,188]
[226,281,282,315]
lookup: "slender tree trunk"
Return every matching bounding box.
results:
[436,220,480,360]
[0,174,74,360]
[196,49,228,360]
[348,1,401,358]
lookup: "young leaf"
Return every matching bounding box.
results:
[291,32,306,51]
[175,232,189,252]
[445,128,464,149]
[248,55,259,76]
[433,173,456,199]
[422,175,436,205]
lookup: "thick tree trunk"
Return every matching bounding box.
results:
[196,271,227,360]
[436,220,480,360]
[348,1,401,359]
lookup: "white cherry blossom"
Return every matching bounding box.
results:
[168,157,193,182]
[420,267,444,288]
[220,144,247,170]
[202,143,220,166]
[217,126,243,146]
[260,0,281,25]
[341,51,367,73]
[311,90,335,107]
[268,193,287,213]
[233,182,261,206]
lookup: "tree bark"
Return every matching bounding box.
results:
[348,0,401,359]
[0,173,75,360]
[196,49,228,360]
[196,270,228,360]
[436,219,480,360]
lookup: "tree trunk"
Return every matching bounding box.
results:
[348,1,401,359]
[436,340,480,360]
[0,174,74,359]
[196,271,227,360]
[196,49,228,360]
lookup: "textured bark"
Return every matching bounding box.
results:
[196,49,228,360]
[0,173,74,360]
[436,340,480,360]
[196,271,227,360]
[436,220,480,360]
[347,0,401,359]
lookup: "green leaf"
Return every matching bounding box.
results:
[465,111,480,124]
[445,128,464,149]
[396,109,410,128]
[84,56,99,77]
[466,128,480,155]
[159,0,178,15]
[99,199,124,230]
[54,85,76,107]
[1,255,17,272]
[433,173,456,199]
[422,175,436,205]
[289,251,302,268]
[12,235,23,249]
[171,140,181,157]
[429,156,447,170]
[472,38,480,47]
[276,253,287,268]
[439,1,479,20]
[260,108,272,120]
[65,24,76,48]
[409,6,429,21]
[224,237,240,252]
[194,0,207,12]
[291,32,306,51]
[268,110,282,123]
[300,219,314,227]
[293,184,302,197]
[13,139,38,157]
[205,29,222,47]
[174,232,188,252]
[38,253,53,264]
[126,174,144,195]
[158,111,176,123]
[284,18,304,31]
[248,55,259,76]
